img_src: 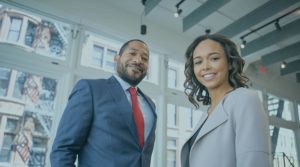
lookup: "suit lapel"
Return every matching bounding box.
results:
[107,77,139,144]
[193,103,228,145]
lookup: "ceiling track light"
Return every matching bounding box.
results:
[280,61,287,69]
[174,0,185,18]
[174,8,182,18]
[240,38,247,49]
[274,20,281,31]
[239,7,299,46]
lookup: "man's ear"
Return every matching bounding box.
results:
[114,55,120,62]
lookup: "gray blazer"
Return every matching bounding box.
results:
[181,88,272,167]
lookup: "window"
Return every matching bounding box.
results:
[104,48,117,71]
[13,71,26,99]
[0,66,57,166]
[268,94,294,121]
[167,139,177,167]
[7,17,22,42]
[0,67,11,97]
[167,104,177,128]
[0,134,15,162]
[168,68,177,89]
[186,108,193,129]
[144,52,159,84]
[0,16,3,33]
[271,127,298,167]
[167,59,185,90]
[0,117,18,162]
[92,44,104,68]
[25,21,37,47]
[0,5,70,59]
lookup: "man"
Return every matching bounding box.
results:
[50,39,157,167]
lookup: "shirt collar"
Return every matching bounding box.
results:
[113,74,138,91]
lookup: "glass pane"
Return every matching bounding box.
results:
[167,150,176,167]
[0,5,70,59]
[5,118,18,132]
[167,139,176,148]
[7,17,22,42]
[271,127,298,167]
[168,68,177,89]
[25,21,37,46]
[0,67,11,96]
[0,134,14,162]
[105,48,117,71]
[80,32,122,70]
[298,104,300,123]
[13,71,27,99]
[144,52,159,84]
[268,94,293,121]
[0,66,57,166]
[167,104,177,127]
[0,17,3,32]
[92,45,104,68]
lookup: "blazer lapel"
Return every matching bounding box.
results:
[193,103,228,145]
[107,76,139,144]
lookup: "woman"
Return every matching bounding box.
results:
[181,34,272,167]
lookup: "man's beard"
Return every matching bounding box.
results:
[117,63,146,86]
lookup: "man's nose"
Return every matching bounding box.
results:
[133,55,142,63]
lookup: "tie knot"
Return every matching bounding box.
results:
[128,87,137,95]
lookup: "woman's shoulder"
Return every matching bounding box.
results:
[225,87,259,104]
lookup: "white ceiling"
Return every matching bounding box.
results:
[2,0,300,101]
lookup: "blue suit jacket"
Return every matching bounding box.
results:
[50,76,157,167]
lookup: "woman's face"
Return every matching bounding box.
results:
[193,39,231,91]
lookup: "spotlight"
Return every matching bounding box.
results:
[240,39,246,49]
[174,8,182,18]
[275,20,281,31]
[141,24,147,35]
[174,0,185,18]
[280,61,287,69]
[205,29,211,35]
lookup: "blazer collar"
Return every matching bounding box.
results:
[191,101,228,149]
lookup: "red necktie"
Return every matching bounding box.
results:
[128,87,144,148]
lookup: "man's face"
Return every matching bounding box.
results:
[114,41,149,86]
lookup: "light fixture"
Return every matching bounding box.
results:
[274,20,281,31]
[240,38,246,49]
[174,0,185,18]
[280,61,287,69]
[205,29,211,35]
[141,24,147,35]
[239,7,299,47]
[174,8,182,18]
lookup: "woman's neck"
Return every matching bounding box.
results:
[208,85,234,113]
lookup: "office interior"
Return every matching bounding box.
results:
[0,0,299,166]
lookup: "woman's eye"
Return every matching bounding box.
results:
[194,60,202,65]
[211,57,220,61]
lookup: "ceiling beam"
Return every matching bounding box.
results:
[241,19,300,57]
[261,41,300,66]
[280,59,300,76]
[144,0,162,15]
[183,0,230,32]
[218,0,298,38]
[297,73,300,83]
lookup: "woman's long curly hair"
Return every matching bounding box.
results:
[184,34,249,109]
